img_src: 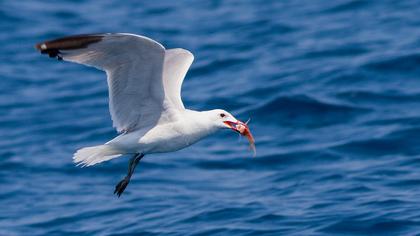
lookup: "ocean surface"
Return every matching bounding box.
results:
[1,0,420,235]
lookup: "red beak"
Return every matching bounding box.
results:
[223,120,256,156]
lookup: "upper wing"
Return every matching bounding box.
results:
[36,33,166,133]
[162,48,194,110]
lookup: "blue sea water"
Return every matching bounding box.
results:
[1,0,420,235]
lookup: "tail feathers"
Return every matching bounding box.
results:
[73,145,122,167]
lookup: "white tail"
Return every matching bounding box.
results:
[73,145,122,167]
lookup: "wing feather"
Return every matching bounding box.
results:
[36,33,165,132]
[162,48,194,110]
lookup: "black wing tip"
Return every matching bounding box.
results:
[35,44,61,60]
[35,33,106,59]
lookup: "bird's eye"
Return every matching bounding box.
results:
[219,113,226,118]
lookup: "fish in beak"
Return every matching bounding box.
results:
[223,120,256,156]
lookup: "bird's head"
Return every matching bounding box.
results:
[207,109,238,129]
[207,109,256,155]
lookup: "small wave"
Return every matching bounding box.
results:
[335,90,420,108]
[319,218,418,235]
[332,127,420,156]
[304,45,369,59]
[190,57,251,76]
[362,53,420,73]
[363,116,420,126]
[193,150,342,171]
[322,0,371,14]
[249,95,368,127]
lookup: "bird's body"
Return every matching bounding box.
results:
[108,109,217,154]
[36,33,255,196]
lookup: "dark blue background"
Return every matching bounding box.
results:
[1,0,420,235]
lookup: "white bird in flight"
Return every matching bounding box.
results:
[36,33,255,197]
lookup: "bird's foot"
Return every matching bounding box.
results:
[114,176,130,197]
[114,153,144,197]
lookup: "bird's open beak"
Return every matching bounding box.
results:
[223,120,241,132]
[223,120,256,156]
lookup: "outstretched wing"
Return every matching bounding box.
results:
[162,48,194,110]
[36,33,166,133]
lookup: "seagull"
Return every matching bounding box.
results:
[35,33,255,197]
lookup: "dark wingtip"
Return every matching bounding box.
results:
[35,34,105,60]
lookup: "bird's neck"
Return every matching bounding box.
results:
[182,109,218,137]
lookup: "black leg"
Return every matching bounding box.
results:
[114,153,144,197]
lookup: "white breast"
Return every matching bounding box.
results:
[107,110,216,154]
